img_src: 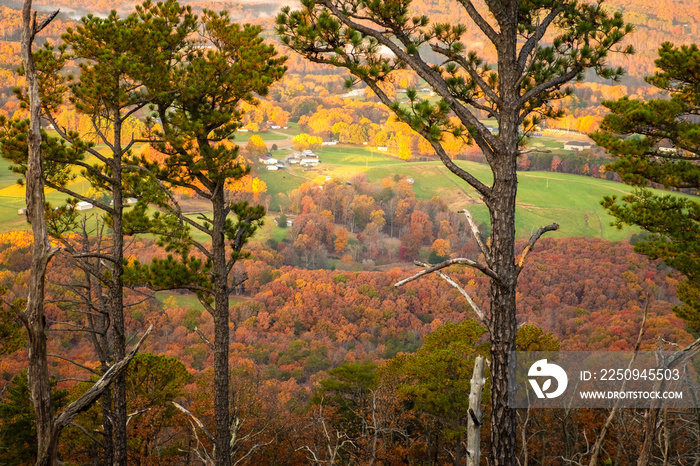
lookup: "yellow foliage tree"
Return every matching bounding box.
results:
[334,226,349,253]
[431,238,451,257]
[246,134,268,157]
[292,133,323,151]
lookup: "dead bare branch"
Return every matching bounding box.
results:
[53,325,153,431]
[589,299,649,466]
[395,258,501,288]
[517,223,559,269]
[458,209,490,259]
[194,326,214,351]
[414,261,486,322]
[171,401,215,442]
[48,353,100,375]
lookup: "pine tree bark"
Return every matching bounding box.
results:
[212,182,231,466]
[110,115,128,466]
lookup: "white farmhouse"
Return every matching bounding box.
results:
[76,201,94,211]
[259,155,278,165]
[301,158,319,167]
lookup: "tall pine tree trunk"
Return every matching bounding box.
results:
[487,31,521,459]
[212,184,231,466]
[487,176,518,465]
[110,115,128,465]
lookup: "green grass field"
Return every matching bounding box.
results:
[258,166,310,211]
[2,139,694,242]
[235,123,301,143]
[235,131,291,143]
[364,161,654,241]
[272,122,302,137]
[258,146,695,241]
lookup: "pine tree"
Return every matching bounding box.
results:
[592,42,700,334]
[127,10,286,465]
[277,1,633,462]
[1,2,190,462]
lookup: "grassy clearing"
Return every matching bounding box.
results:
[317,144,405,167]
[2,135,693,243]
[526,137,566,151]
[365,160,690,241]
[234,123,300,143]
[254,149,693,241]
[257,167,310,211]
[235,131,291,143]
[272,122,302,137]
[156,291,204,311]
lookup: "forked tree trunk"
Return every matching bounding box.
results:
[18,11,152,462]
[20,1,59,462]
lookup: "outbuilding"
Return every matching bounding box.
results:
[76,201,94,211]
[259,155,278,165]
[564,141,593,151]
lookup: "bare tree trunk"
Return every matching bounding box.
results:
[638,404,660,466]
[74,222,115,463]
[589,303,648,466]
[487,113,519,466]
[661,408,669,466]
[467,356,485,466]
[519,407,530,466]
[19,2,60,463]
[638,336,700,465]
[16,12,154,461]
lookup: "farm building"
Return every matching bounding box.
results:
[76,201,94,211]
[266,165,279,171]
[301,158,319,167]
[564,141,593,151]
[259,155,278,165]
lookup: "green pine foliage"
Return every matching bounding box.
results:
[0,373,68,465]
[592,42,700,334]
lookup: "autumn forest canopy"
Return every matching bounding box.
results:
[0,0,698,465]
